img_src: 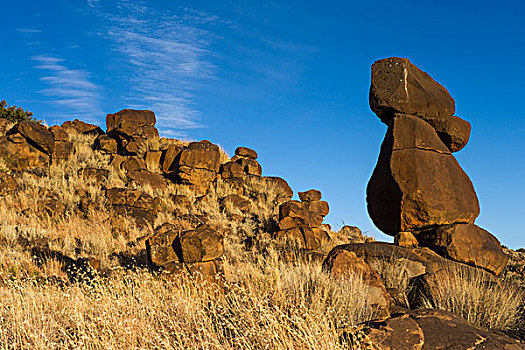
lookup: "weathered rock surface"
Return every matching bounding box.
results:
[174,226,224,263]
[424,115,471,152]
[106,188,160,227]
[298,189,322,202]
[369,57,455,123]
[361,308,524,350]
[126,170,169,189]
[106,109,159,155]
[0,135,49,170]
[417,223,508,275]
[235,146,258,160]
[94,135,117,154]
[62,119,104,135]
[325,243,499,291]
[50,125,73,161]
[10,121,54,155]
[367,114,479,234]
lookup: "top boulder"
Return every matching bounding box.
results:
[106,109,156,134]
[369,57,455,124]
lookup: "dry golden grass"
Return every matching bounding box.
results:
[0,131,378,349]
[420,264,524,333]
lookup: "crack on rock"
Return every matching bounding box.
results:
[392,146,451,155]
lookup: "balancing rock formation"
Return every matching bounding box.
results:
[366,57,507,275]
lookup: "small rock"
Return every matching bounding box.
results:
[234,146,258,160]
[298,189,322,202]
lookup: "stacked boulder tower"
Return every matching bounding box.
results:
[366,57,507,275]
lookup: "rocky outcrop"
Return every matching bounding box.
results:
[106,188,160,227]
[359,308,525,350]
[417,223,508,275]
[62,119,104,136]
[106,109,159,155]
[366,57,506,276]
[275,189,330,251]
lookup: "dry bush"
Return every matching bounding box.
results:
[420,264,524,333]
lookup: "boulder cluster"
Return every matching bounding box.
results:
[0,108,351,280]
[366,57,507,276]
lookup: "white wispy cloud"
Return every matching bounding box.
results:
[16,28,42,34]
[32,55,103,121]
[86,0,100,8]
[97,1,220,135]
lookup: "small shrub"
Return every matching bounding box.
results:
[0,99,40,124]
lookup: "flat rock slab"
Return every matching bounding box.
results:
[362,309,525,349]
[417,223,508,275]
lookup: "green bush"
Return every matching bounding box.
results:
[0,100,40,124]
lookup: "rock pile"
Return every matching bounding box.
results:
[366,57,507,275]
[146,222,225,282]
[276,189,331,251]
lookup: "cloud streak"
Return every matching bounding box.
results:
[32,55,103,121]
[98,1,220,135]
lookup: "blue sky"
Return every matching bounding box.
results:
[1,0,524,248]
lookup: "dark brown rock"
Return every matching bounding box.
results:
[49,125,70,142]
[367,114,479,235]
[369,57,455,123]
[179,141,220,172]
[126,170,170,189]
[146,223,180,266]
[424,115,471,152]
[386,114,451,153]
[304,227,330,250]
[94,135,117,154]
[324,242,498,284]
[234,146,258,160]
[219,161,244,179]
[144,150,162,171]
[302,200,329,217]
[106,188,160,227]
[161,144,183,173]
[417,223,508,275]
[106,109,156,133]
[395,231,419,247]
[177,166,216,193]
[52,140,73,161]
[362,309,525,350]
[11,121,54,155]
[62,119,104,135]
[232,156,262,176]
[106,109,159,155]
[298,189,322,202]
[121,156,146,173]
[0,136,50,171]
[175,226,224,263]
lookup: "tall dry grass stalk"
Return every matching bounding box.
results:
[0,258,376,349]
[420,264,524,332]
